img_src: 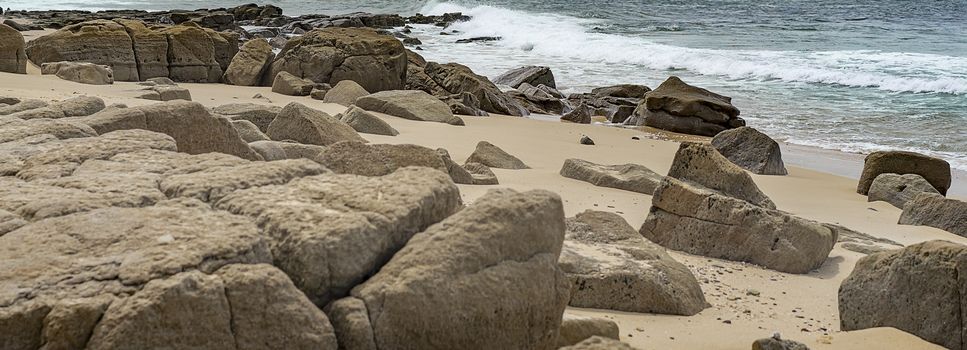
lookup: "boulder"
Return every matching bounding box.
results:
[668,142,775,209]
[135,101,260,160]
[114,19,170,80]
[556,314,620,348]
[0,99,48,116]
[580,136,594,145]
[868,173,941,209]
[898,193,967,236]
[568,92,641,123]
[323,80,370,106]
[10,96,106,120]
[464,162,499,185]
[40,62,115,85]
[0,117,95,144]
[158,24,223,83]
[0,170,167,221]
[857,150,951,196]
[231,119,270,142]
[213,103,280,132]
[409,61,527,116]
[634,76,743,136]
[561,104,591,124]
[437,148,474,185]
[839,240,967,349]
[314,141,458,180]
[640,177,838,274]
[0,23,27,74]
[340,106,399,136]
[591,84,651,98]
[465,141,529,169]
[559,159,662,195]
[215,167,463,305]
[560,210,708,315]
[558,336,640,350]
[711,126,787,175]
[25,20,140,81]
[510,83,568,115]
[752,335,810,350]
[272,71,315,96]
[327,189,570,350]
[266,102,366,146]
[224,38,275,86]
[355,90,464,125]
[494,65,556,89]
[267,27,406,92]
[160,159,328,202]
[138,86,192,101]
[203,29,240,73]
[13,129,178,181]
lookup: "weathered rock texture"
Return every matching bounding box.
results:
[41,61,114,85]
[633,76,743,136]
[407,59,526,116]
[668,142,775,209]
[857,150,951,196]
[868,173,941,209]
[560,158,662,195]
[214,103,280,132]
[339,106,399,136]
[272,71,315,96]
[465,141,529,169]
[898,193,967,236]
[355,90,464,125]
[0,23,28,74]
[556,313,620,348]
[559,336,641,350]
[494,65,556,89]
[314,141,458,181]
[464,162,499,185]
[711,126,787,175]
[324,80,370,106]
[224,38,275,86]
[266,102,366,146]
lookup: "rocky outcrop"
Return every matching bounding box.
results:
[669,142,775,208]
[406,59,527,116]
[436,148,474,185]
[323,80,370,106]
[355,90,465,125]
[633,76,743,136]
[466,141,530,169]
[711,126,787,175]
[266,102,366,146]
[268,28,406,92]
[26,20,140,81]
[158,24,224,83]
[313,141,450,178]
[569,91,640,124]
[326,189,569,350]
[224,38,275,86]
[9,96,105,120]
[559,159,662,195]
[561,211,708,315]
[898,193,966,236]
[114,19,169,80]
[213,103,280,132]
[0,23,27,74]
[159,159,328,203]
[494,65,556,89]
[561,104,591,124]
[839,240,967,349]
[41,62,115,85]
[640,176,838,274]
[857,150,951,196]
[868,173,940,209]
[557,314,620,348]
[509,83,568,115]
[272,71,315,96]
[339,106,399,136]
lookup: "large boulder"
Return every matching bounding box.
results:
[138,85,192,101]
[114,19,170,80]
[267,27,407,92]
[158,24,223,83]
[216,167,463,306]
[640,177,838,273]
[839,240,967,349]
[339,106,399,136]
[465,141,530,169]
[26,20,140,81]
[409,61,527,116]
[327,189,570,350]
[213,103,280,132]
[272,71,315,96]
[509,83,568,115]
[355,90,464,125]
[313,141,451,178]
[559,158,662,195]
[136,101,260,160]
[868,173,941,209]
[898,193,967,236]
[266,102,366,146]
[494,65,556,89]
[669,142,775,209]
[232,120,270,142]
[857,150,951,196]
[711,126,787,175]
[323,80,370,106]
[560,210,708,315]
[633,76,743,136]
[40,62,115,85]
[0,23,27,74]
[224,38,275,86]
[160,159,328,203]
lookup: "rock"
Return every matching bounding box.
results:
[711,126,787,175]
[13,130,178,181]
[40,62,115,85]
[559,159,662,195]
[247,140,287,161]
[328,189,569,350]
[134,101,260,160]
[323,80,370,106]
[266,102,366,146]
[224,38,275,86]
[560,210,708,315]
[314,141,454,179]
[640,177,838,274]
[355,90,464,125]
[559,336,640,350]
[216,167,463,305]
[409,61,527,116]
[271,71,315,96]
[437,148,474,185]
[898,193,967,236]
[465,141,529,169]
[0,23,27,74]
[494,65,556,89]
[557,314,620,348]
[591,84,651,98]
[231,119,270,142]
[10,96,106,120]
[340,106,399,136]
[0,118,95,144]
[0,99,48,116]
[0,209,26,236]
[26,20,140,81]
[752,335,810,350]
[267,28,406,92]
[562,104,591,124]
[857,150,951,196]
[138,86,192,101]
[324,297,378,350]
[868,173,941,209]
[310,87,329,100]
[510,83,568,115]
[568,92,641,123]
[2,19,30,31]
[160,159,328,202]
[64,108,145,134]
[0,171,167,221]
[213,103,280,132]
[839,240,967,349]
[580,136,594,145]
[669,142,775,209]
[455,36,501,44]
[634,76,743,136]
[158,24,223,83]
[146,77,176,85]
[464,162,499,185]
[114,19,170,80]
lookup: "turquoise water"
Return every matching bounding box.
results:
[6,0,966,170]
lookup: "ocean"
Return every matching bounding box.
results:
[6,0,967,170]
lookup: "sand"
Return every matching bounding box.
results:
[1,66,962,350]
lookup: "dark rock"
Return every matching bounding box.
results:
[580,136,594,145]
[634,76,742,136]
[494,65,556,89]
[711,126,787,175]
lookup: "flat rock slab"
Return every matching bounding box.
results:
[560,158,662,195]
[355,90,464,125]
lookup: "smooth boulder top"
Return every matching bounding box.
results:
[493,65,556,89]
[271,71,314,96]
[591,84,651,98]
[711,126,788,175]
[339,105,399,136]
[323,80,370,106]
[213,102,281,132]
[868,173,940,209]
[41,61,115,85]
[465,141,530,169]
[668,142,775,209]
[354,90,463,125]
[898,193,967,236]
[857,150,951,196]
[266,101,366,146]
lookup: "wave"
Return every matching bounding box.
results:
[422,2,967,95]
